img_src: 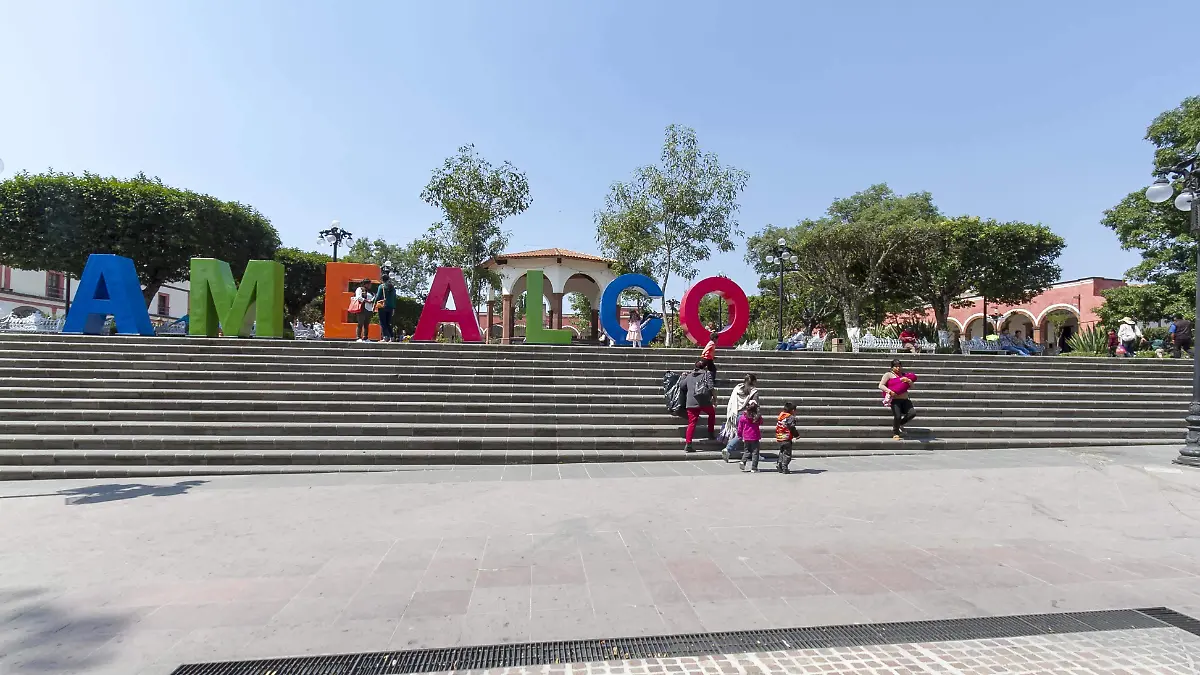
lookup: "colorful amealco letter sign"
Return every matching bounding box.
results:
[189,258,284,338]
[61,254,756,346]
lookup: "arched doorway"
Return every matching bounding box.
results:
[1038,306,1080,354]
[1001,310,1037,343]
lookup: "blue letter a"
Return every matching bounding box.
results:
[62,254,155,336]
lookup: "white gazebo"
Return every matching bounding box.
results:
[482,248,618,344]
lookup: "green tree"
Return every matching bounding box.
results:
[343,237,438,298]
[420,144,531,308]
[752,185,935,332]
[595,124,749,345]
[746,225,840,335]
[906,216,1064,331]
[273,248,331,324]
[1096,281,1192,326]
[568,293,593,336]
[0,171,280,305]
[1102,96,1200,315]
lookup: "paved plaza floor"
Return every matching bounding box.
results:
[2,445,1200,674]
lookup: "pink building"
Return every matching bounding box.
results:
[918,277,1126,345]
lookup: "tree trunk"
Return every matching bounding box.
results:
[142,282,162,312]
[842,302,860,334]
[932,298,950,331]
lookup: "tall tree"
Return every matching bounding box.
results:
[745,224,839,335]
[273,248,331,323]
[420,144,531,307]
[343,237,438,297]
[906,216,1064,331]
[0,171,280,305]
[755,185,935,332]
[595,124,749,345]
[1102,96,1200,318]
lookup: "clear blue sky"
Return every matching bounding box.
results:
[1,0,1195,299]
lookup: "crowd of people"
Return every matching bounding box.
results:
[1107,316,1193,358]
[348,274,401,343]
[671,330,921,473]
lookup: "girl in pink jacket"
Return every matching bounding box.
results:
[737,401,764,472]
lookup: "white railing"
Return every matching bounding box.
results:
[852,334,937,353]
[292,322,324,340]
[0,314,65,333]
[960,338,1005,355]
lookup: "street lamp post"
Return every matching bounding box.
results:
[1144,140,1200,468]
[765,237,799,344]
[318,220,353,262]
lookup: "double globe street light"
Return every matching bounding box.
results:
[1144,140,1200,468]
[318,220,353,262]
[765,237,799,344]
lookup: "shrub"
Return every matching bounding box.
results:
[1066,325,1108,355]
[1142,326,1170,344]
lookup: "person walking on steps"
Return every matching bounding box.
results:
[1170,315,1194,359]
[737,401,764,472]
[350,279,376,342]
[775,401,800,474]
[879,359,917,440]
[700,331,719,379]
[376,273,398,342]
[626,310,643,348]
[680,360,717,453]
[1117,317,1142,357]
[721,374,759,462]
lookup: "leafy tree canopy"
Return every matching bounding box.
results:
[0,171,280,304]
[343,237,438,298]
[748,184,935,331]
[596,124,749,344]
[421,144,530,306]
[273,247,331,323]
[1101,96,1200,313]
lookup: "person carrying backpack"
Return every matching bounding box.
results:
[1171,315,1194,359]
[679,360,717,453]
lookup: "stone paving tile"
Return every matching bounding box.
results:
[426,627,1200,675]
[3,446,1199,673]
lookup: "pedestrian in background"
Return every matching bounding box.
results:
[376,273,397,342]
[351,279,375,342]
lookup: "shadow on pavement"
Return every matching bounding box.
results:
[0,587,135,673]
[0,480,208,505]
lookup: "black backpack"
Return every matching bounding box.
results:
[662,371,685,417]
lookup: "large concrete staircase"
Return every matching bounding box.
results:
[0,333,1189,479]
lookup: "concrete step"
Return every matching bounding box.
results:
[0,408,1183,428]
[0,427,1183,451]
[2,350,1191,375]
[0,337,1192,371]
[1,351,1192,380]
[0,398,1179,419]
[0,464,443,480]
[0,364,1187,390]
[0,386,1184,407]
[0,438,1177,470]
[0,377,1185,400]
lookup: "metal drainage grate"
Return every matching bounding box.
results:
[171,607,1199,675]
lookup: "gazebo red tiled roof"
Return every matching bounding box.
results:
[494,248,614,264]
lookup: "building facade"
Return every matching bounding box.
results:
[918,277,1125,345]
[0,264,189,323]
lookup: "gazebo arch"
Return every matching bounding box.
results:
[482,248,618,343]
